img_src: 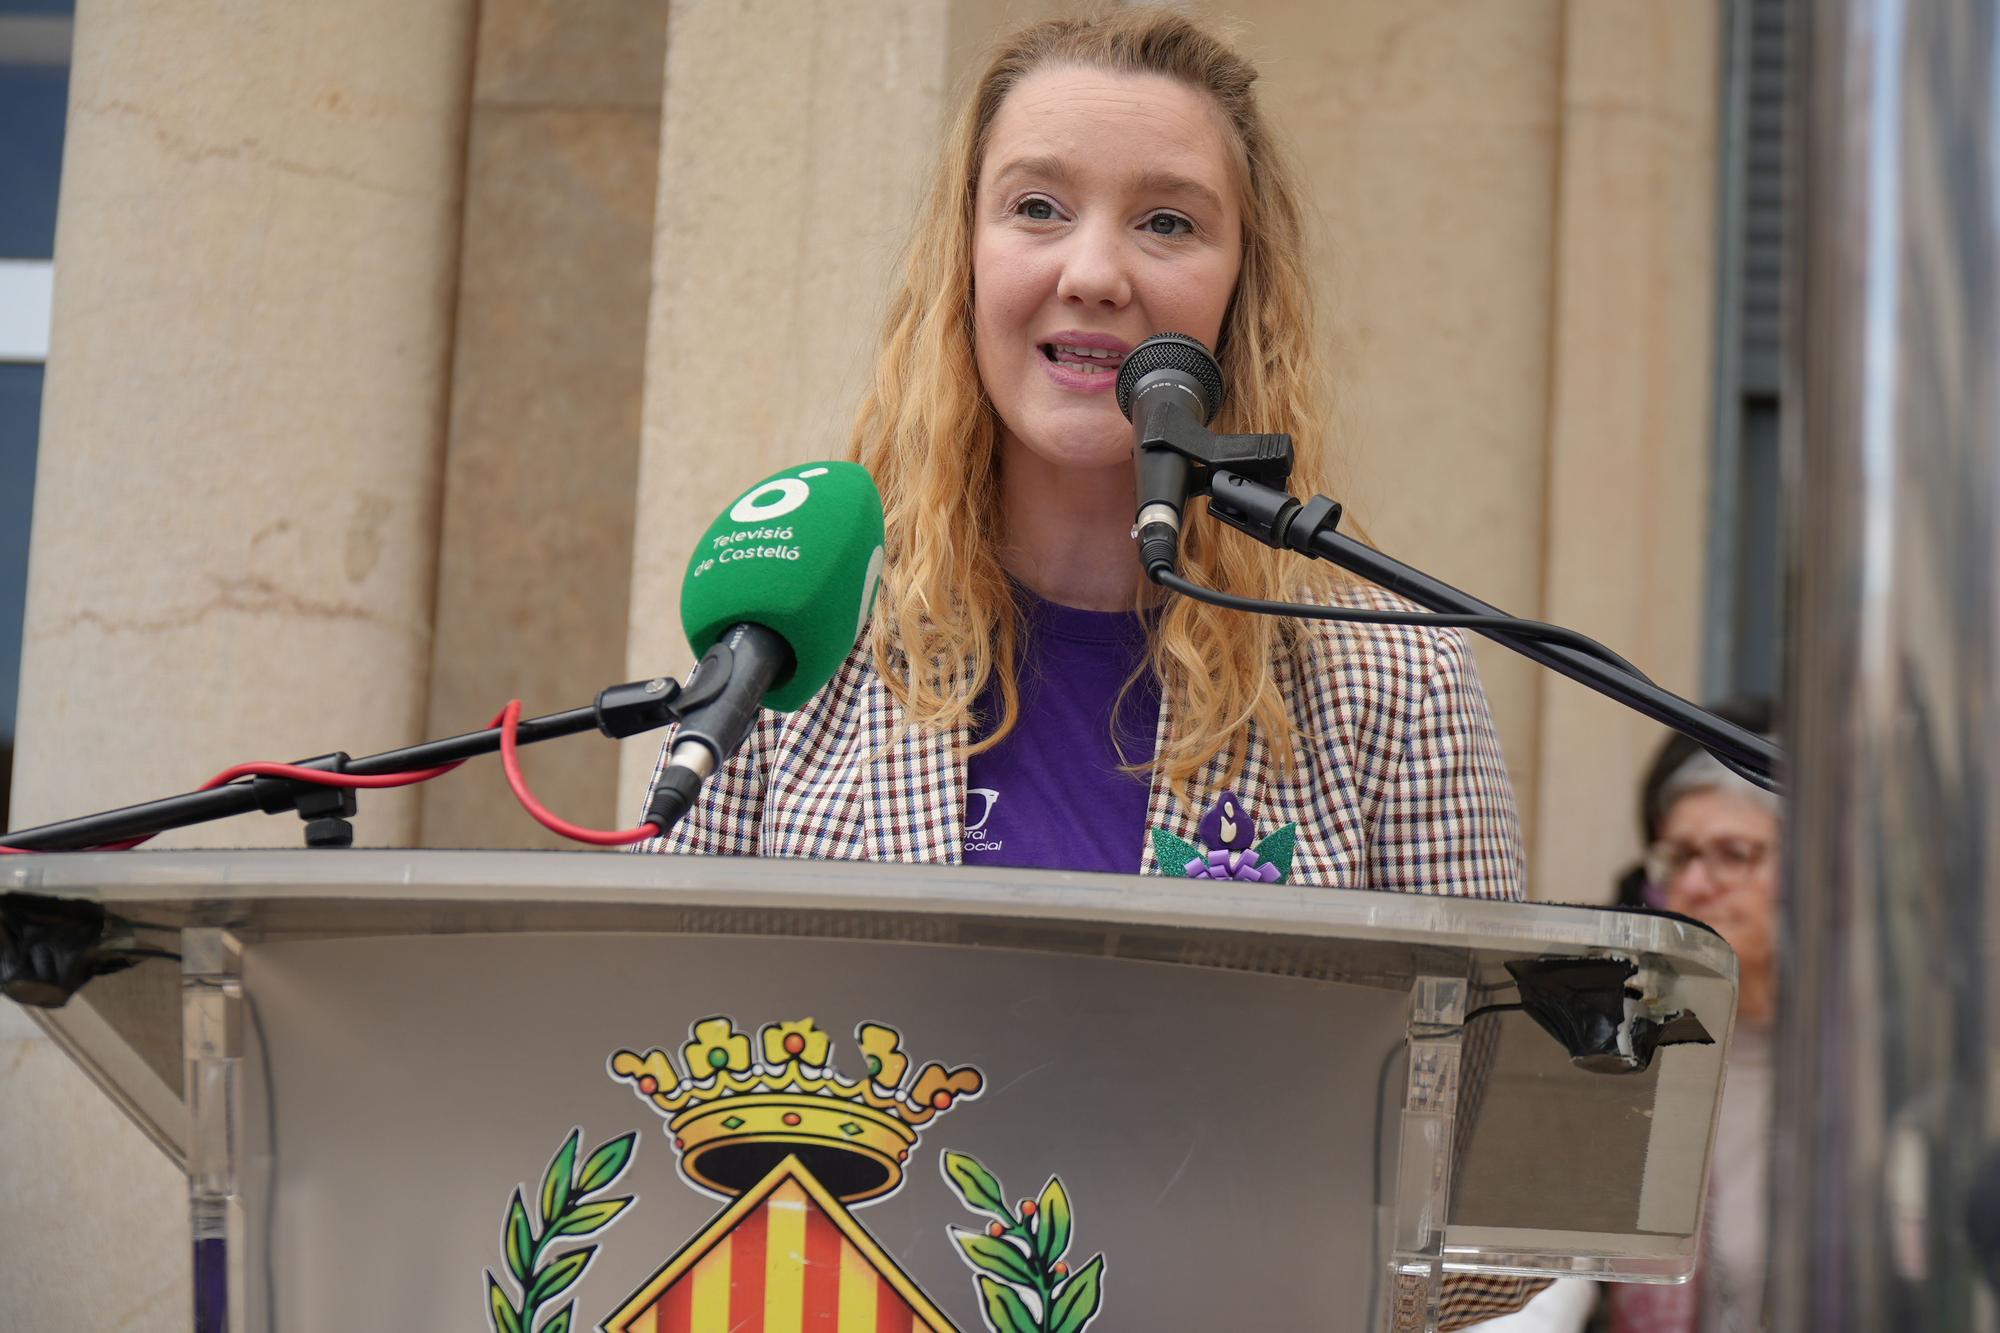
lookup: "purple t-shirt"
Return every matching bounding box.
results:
[961,591,1162,874]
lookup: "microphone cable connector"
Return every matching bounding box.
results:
[1133,503,1182,581]
[643,753,708,835]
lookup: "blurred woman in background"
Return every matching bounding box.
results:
[1609,699,1780,1333]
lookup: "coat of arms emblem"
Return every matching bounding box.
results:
[482,1016,1107,1333]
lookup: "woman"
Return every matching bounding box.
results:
[644,10,1521,909]
[642,13,1537,1327]
[1611,698,1775,911]
[1605,723,1781,1333]
[642,16,1534,1326]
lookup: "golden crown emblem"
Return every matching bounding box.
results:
[610,1017,983,1204]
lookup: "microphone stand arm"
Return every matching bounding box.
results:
[1200,468,1781,785]
[1,667,723,853]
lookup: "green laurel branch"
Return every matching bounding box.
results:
[485,1128,637,1333]
[942,1152,1105,1333]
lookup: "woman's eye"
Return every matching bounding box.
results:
[1017,196,1058,221]
[1716,840,1758,869]
[1145,212,1194,236]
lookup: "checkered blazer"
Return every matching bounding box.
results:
[636,579,1523,898]
[634,580,1540,1327]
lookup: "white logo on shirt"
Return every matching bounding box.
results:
[965,787,1002,852]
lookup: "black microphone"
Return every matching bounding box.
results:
[645,624,797,833]
[1115,332,1225,578]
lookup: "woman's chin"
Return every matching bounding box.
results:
[1001,432,1136,478]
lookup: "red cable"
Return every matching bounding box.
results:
[4,704,661,852]
[1,710,506,854]
[199,707,511,792]
[496,699,660,846]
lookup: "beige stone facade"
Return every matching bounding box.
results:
[4,2,1720,1326]
[420,0,667,850]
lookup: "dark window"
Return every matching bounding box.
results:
[0,0,73,830]
[1704,0,1788,701]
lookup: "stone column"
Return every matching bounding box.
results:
[2,3,474,1329]
[619,0,954,804]
[12,0,475,849]
[419,0,667,848]
[1530,1,1721,900]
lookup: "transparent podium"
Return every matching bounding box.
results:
[2,850,1736,1333]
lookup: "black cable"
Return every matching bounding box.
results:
[1155,570,1653,682]
[1410,1002,1527,1036]
[1157,563,1782,794]
[117,947,183,963]
[1710,746,1777,793]
[1365,990,1524,1321]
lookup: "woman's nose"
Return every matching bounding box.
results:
[1055,221,1132,309]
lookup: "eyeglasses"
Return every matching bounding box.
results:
[1644,837,1771,891]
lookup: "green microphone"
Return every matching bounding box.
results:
[648,461,885,833]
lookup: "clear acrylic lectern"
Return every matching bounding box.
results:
[2,850,1735,1333]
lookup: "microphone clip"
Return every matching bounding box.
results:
[1132,399,1295,579]
[1135,396,1294,499]
[592,637,748,742]
[1204,469,1345,557]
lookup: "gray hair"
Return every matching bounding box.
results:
[1656,749,1782,821]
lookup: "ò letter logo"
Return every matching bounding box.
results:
[729,467,821,524]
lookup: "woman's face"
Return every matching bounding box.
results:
[1656,788,1781,981]
[971,66,1244,479]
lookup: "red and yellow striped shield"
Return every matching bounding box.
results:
[606,1157,957,1333]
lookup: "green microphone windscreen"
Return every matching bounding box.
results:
[680,461,885,712]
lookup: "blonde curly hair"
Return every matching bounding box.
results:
[850,7,1344,793]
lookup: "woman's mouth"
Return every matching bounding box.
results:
[1037,345,1123,394]
[1039,341,1125,375]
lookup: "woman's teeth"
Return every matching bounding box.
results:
[1042,343,1122,372]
